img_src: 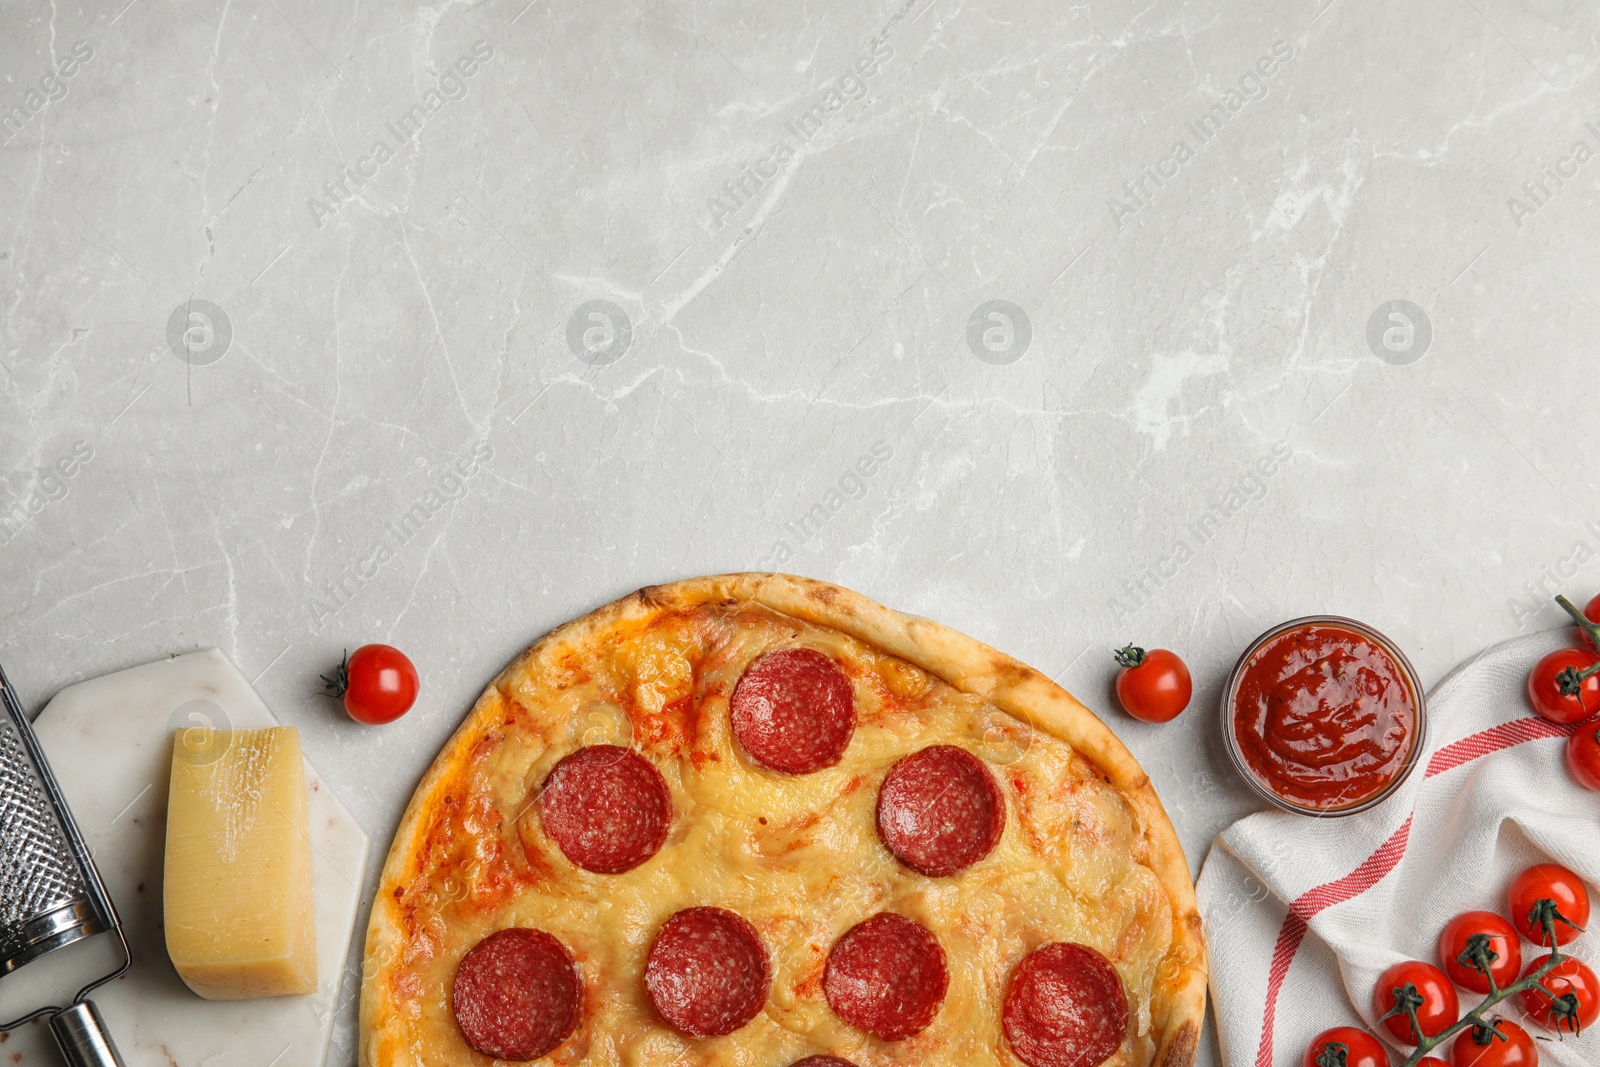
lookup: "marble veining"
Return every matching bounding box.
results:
[4,0,1600,1061]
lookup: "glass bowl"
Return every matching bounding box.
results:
[1220,615,1427,818]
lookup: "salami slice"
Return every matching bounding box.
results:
[730,647,855,774]
[875,744,1005,876]
[790,1058,859,1067]
[452,928,582,1061]
[539,745,671,874]
[1002,942,1129,1067]
[644,906,771,1037]
[822,912,948,1040]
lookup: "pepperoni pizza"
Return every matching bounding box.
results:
[360,574,1206,1067]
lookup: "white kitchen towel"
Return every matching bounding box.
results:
[1197,629,1600,1067]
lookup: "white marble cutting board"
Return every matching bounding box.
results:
[0,650,369,1067]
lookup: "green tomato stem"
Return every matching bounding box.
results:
[1555,595,1600,654]
[319,649,351,698]
[1113,644,1146,669]
[1395,910,1566,1067]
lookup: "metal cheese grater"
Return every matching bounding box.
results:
[0,661,130,1067]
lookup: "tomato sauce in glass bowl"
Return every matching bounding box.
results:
[1222,617,1426,816]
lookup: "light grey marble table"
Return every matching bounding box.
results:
[4,0,1598,1063]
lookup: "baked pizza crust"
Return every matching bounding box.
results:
[361,573,1207,1066]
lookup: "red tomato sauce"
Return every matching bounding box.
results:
[1231,623,1418,811]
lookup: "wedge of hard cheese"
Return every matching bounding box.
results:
[164,725,317,1000]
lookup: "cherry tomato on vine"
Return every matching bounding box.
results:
[1507,863,1590,947]
[1372,960,1459,1044]
[1417,1059,1451,1067]
[1113,645,1192,723]
[322,644,420,725]
[1437,911,1522,995]
[1449,1018,1537,1067]
[1568,719,1600,791]
[1585,593,1600,627]
[1526,647,1600,724]
[1302,1026,1390,1067]
[1518,953,1599,1035]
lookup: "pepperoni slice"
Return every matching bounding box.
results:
[645,906,771,1037]
[452,928,582,1061]
[875,744,1005,876]
[730,647,855,774]
[823,912,948,1040]
[539,745,670,874]
[1002,943,1129,1067]
[791,1058,859,1067]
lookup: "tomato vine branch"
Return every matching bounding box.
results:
[1556,595,1600,656]
[1394,904,1578,1067]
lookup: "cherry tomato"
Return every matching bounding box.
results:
[1526,647,1600,724]
[1569,719,1600,791]
[1302,1026,1390,1067]
[1518,953,1599,1035]
[1586,593,1600,626]
[1449,1018,1537,1067]
[1372,960,1459,1044]
[1508,863,1590,947]
[323,644,420,725]
[1113,645,1192,723]
[1437,911,1522,995]
[1418,1060,1451,1067]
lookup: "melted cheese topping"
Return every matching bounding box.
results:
[376,605,1173,1066]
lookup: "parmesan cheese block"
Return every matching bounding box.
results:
[164,725,317,1000]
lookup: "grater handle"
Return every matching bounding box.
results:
[48,1001,127,1067]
